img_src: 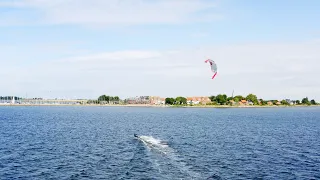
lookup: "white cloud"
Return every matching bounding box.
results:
[0,0,220,27]
[4,39,319,101]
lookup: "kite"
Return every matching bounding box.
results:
[204,59,218,79]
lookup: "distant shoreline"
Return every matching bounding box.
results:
[0,104,318,108]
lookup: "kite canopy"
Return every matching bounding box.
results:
[204,59,218,79]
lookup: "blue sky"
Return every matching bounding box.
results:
[0,0,319,101]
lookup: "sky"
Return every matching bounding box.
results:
[0,0,319,101]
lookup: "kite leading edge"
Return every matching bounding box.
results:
[204,59,218,79]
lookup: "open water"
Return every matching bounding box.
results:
[0,106,319,179]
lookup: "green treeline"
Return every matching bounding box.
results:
[163,93,318,106]
[209,94,317,106]
[165,97,187,105]
[92,94,318,106]
[92,95,120,104]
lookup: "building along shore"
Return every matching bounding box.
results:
[1,103,318,108]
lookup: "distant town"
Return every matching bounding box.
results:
[0,94,318,107]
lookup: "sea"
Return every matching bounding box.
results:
[0,106,319,180]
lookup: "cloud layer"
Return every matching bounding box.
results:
[1,1,319,102]
[5,39,319,101]
[0,0,220,27]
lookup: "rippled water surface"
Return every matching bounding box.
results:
[0,106,319,179]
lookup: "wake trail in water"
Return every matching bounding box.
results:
[136,135,202,179]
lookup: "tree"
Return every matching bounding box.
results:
[259,99,267,105]
[98,95,120,104]
[310,99,316,105]
[234,95,244,101]
[108,96,119,104]
[302,97,309,104]
[175,97,181,104]
[215,94,227,105]
[271,100,278,105]
[114,96,120,101]
[223,94,227,101]
[175,97,187,105]
[246,93,259,105]
[165,97,175,105]
[98,95,107,102]
[180,97,187,105]
[105,96,110,102]
[234,97,240,102]
[295,100,300,104]
[281,100,289,105]
[209,96,216,102]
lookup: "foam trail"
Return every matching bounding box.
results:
[138,136,172,154]
[136,135,202,179]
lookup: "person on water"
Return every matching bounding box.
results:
[134,133,138,138]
